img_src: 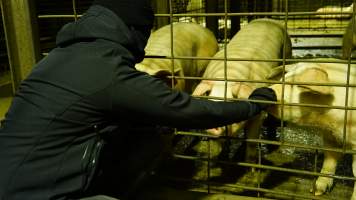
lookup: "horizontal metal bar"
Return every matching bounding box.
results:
[40,52,356,66]
[38,14,82,18]
[289,33,345,37]
[292,46,341,49]
[156,11,354,17]
[165,177,334,200]
[174,131,218,139]
[37,10,355,19]
[139,56,356,65]
[169,75,356,89]
[174,131,356,155]
[245,138,356,154]
[40,52,356,65]
[0,81,12,88]
[193,95,356,111]
[172,154,356,181]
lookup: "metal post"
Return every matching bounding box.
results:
[0,0,40,92]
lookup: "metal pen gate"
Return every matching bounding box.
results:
[2,0,356,199]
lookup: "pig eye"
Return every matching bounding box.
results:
[202,90,211,96]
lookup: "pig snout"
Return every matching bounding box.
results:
[206,127,224,135]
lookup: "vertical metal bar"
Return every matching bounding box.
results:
[205,0,218,39]
[207,138,211,193]
[343,0,356,155]
[72,0,78,21]
[279,0,289,153]
[169,0,175,90]
[0,0,40,91]
[312,149,319,194]
[223,0,228,103]
[153,0,169,29]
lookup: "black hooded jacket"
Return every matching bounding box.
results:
[0,5,262,200]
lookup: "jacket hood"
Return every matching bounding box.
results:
[56,5,146,62]
[92,0,154,28]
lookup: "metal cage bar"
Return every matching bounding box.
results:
[1,0,40,91]
[30,0,356,199]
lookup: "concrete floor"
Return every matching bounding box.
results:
[158,124,354,200]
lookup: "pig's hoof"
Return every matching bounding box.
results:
[310,177,333,196]
[352,193,356,200]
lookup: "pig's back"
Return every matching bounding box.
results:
[145,22,218,58]
[203,18,288,81]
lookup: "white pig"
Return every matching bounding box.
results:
[135,22,218,93]
[192,18,292,165]
[316,4,353,18]
[267,59,356,200]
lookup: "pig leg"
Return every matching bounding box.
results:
[244,113,265,165]
[311,129,341,196]
[235,114,268,189]
[312,150,341,195]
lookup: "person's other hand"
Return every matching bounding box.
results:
[248,87,277,110]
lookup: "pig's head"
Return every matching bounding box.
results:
[267,63,334,122]
[135,59,185,91]
[193,80,254,136]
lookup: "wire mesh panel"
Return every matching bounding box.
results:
[31,0,356,200]
[155,1,356,200]
[35,0,92,55]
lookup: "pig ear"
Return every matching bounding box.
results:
[135,63,159,75]
[193,81,212,96]
[293,67,334,95]
[136,63,181,77]
[231,83,253,98]
[266,64,298,80]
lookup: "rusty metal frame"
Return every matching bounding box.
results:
[0,0,40,92]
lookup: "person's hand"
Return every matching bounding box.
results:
[248,87,277,110]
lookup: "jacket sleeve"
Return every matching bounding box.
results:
[109,65,261,129]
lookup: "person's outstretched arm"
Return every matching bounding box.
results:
[109,66,276,129]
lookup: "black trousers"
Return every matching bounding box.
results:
[84,126,173,200]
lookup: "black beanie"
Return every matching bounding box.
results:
[92,0,154,29]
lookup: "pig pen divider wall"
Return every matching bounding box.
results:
[32,0,356,199]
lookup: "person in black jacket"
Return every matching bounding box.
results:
[0,0,277,200]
